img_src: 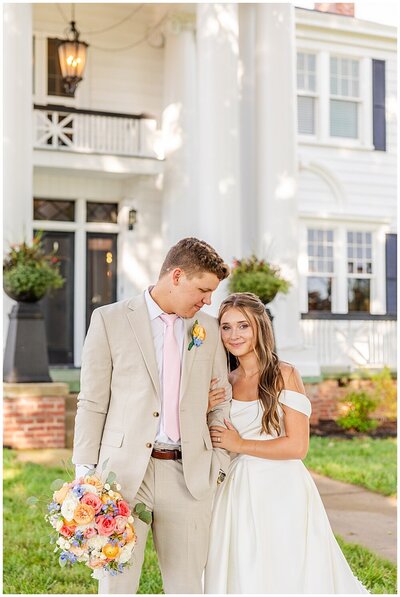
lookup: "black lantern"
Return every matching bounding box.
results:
[128,209,137,231]
[57,21,89,94]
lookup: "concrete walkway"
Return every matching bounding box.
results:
[13,449,397,564]
[311,471,397,564]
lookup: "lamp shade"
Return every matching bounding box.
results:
[57,22,89,94]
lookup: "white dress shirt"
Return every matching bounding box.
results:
[75,288,185,478]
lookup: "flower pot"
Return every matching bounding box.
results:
[3,286,46,303]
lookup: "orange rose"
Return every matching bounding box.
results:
[53,484,70,504]
[102,543,120,559]
[73,503,95,525]
[125,524,135,543]
[84,475,103,492]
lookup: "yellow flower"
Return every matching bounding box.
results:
[102,543,120,560]
[188,320,206,350]
[53,484,70,504]
[84,475,103,492]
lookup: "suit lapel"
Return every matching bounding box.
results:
[180,317,197,399]
[126,296,160,398]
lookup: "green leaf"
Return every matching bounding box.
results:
[26,496,39,506]
[50,479,64,491]
[134,503,145,514]
[101,457,110,472]
[106,471,116,485]
[139,510,152,525]
[58,556,67,568]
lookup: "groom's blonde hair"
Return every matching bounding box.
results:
[159,237,230,281]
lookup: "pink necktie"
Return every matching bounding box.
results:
[160,313,181,442]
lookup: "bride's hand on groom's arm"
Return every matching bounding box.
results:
[207,378,226,413]
[210,419,244,453]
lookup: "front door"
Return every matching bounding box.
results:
[86,233,118,330]
[38,230,75,365]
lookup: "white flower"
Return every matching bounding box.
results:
[116,484,121,491]
[127,516,134,524]
[80,483,100,496]
[87,535,108,550]
[118,542,135,564]
[56,519,64,531]
[100,553,107,560]
[92,568,107,581]
[61,493,79,522]
[104,483,110,491]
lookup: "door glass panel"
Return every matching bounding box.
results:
[38,231,75,365]
[86,233,117,329]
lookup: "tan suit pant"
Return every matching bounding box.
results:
[99,457,213,594]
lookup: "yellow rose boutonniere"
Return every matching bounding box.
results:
[188,320,206,351]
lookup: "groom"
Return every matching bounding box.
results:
[72,237,232,594]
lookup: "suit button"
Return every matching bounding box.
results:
[153,412,160,417]
[146,442,152,448]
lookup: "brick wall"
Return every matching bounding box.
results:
[3,383,69,449]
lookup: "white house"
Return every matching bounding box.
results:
[3,3,397,376]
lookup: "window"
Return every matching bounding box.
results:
[34,199,75,222]
[307,229,334,311]
[347,231,372,312]
[330,57,360,139]
[47,38,74,98]
[297,52,317,135]
[86,202,118,223]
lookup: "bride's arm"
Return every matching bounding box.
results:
[210,365,310,460]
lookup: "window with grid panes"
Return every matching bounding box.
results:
[297,52,317,135]
[86,202,118,223]
[307,229,334,311]
[47,38,75,98]
[347,231,372,312]
[330,57,359,139]
[34,199,75,222]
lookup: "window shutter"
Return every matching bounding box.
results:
[372,59,386,151]
[385,234,397,315]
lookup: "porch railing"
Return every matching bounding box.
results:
[33,104,162,159]
[300,317,397,370]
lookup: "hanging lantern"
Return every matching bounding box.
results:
[57,21,89,95]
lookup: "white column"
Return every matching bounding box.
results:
[196,3,242,314]
[3,3,33,343]
[255,4,319,375]
[161,14,198,247]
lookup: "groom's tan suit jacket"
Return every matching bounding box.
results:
[72,293,231,502]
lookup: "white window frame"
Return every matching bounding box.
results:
[297,50,318,141]
[329,54,361,141]
[300,219,387,315]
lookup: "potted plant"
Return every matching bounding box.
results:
[3,231,64,302]
[3,232,65,383]
[229,255,290,304]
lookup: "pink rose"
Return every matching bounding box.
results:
[114,515,128,534]
[60,523,76,538]
[84,526,97,539]
[96,515,117,536]
[117,500,131,518]
[81,493,102,514]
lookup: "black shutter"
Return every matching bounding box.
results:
[386,234,397,315]
[372,59,386,151]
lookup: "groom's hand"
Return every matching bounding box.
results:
[210,419,243,453]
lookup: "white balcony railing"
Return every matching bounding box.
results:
[33,104,162,159]
[300,317,397,370]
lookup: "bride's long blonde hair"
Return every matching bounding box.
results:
[219,292,284,436]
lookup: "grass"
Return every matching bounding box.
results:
[3,448,397,594]
[305,436,397,496]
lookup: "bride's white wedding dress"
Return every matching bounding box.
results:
[205,390,368,594]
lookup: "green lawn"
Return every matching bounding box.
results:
[3,448,397,594]
[305,436,397,496]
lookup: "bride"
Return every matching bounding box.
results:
[204,292,368,594]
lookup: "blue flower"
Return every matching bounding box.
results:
[72,485,85,498]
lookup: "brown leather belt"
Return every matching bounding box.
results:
[151,448,182,460]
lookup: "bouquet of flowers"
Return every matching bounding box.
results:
[44,469,150,579]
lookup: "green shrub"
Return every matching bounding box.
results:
[371,367,397,420]
[229,255,290,304]
[337,391,379,433]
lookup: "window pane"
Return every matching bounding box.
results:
[298,96,315,135]
[330,100,358,138]
[308,277,332,311]
[34,198,75,222]
[86,202,118,223]
[348,279,370,312]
